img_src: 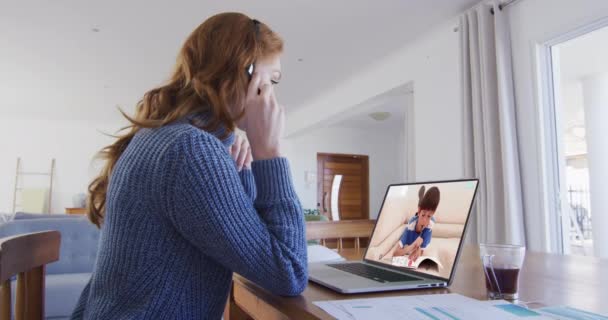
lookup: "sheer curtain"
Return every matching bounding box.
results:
[460,0,526,246]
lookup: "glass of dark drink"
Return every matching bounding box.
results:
[479,244,525,300]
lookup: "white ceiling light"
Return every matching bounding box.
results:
[369,111,391,121]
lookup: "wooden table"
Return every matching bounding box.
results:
[228,246,608,319]
[65,207,86,214]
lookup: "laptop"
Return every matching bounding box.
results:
[308,179,479,294]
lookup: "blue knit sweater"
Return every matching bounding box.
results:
[71,117,308,319]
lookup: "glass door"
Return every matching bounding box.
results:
[548,25,608,257]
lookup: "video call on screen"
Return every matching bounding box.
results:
[365,180,478,279]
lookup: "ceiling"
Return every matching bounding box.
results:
[0,0,478,122]
[328,84,412,133]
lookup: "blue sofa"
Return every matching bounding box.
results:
[0,215,100,319]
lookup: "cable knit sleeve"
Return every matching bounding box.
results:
[165,131,307,296]
[238,169,257,201]
[69,277,90,319]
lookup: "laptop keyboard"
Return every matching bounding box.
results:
[327,262,419,283]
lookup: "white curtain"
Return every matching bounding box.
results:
[460,1,526,246]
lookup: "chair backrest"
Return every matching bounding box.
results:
[0,217,99,275]
[306,220,375,251]
[0,230,60,320]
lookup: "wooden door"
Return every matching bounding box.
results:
[317,153,369,220]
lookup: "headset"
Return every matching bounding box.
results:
[247,63,255,79]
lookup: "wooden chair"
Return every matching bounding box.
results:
[306,220,375,251]
[0,231,61,320]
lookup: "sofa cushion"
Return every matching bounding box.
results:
[11,273,90,319]
[366,224,407,260]
[0,217,100,274]
[0,212,15,223]
[14,212,80,220]
[425,237,461,278]
[46,273,91,318]
[432,223,464,238]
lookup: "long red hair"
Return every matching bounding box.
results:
[87,12,283,227]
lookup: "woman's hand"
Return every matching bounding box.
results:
[240,73,284,160]
[228,134,253,171]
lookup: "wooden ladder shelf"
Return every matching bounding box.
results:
[11,158,56,214]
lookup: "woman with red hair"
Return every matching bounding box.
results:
[72,12,307,319]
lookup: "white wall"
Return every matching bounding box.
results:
[508,0,608,252]
[0,117,124,214]
[284,126,401,218]
[286,19,464,182]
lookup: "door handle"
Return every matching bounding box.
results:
[323,192,328,212]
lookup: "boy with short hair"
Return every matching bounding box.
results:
[386,186,441,262]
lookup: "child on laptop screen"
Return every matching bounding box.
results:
[386,186,441,262]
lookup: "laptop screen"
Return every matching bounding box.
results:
[364,180,478,280]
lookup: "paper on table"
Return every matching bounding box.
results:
[314,294,554,320]
[307,245,345,263]
[478,300,554,319]
[474,300,608,320]
[537,306,608,320]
